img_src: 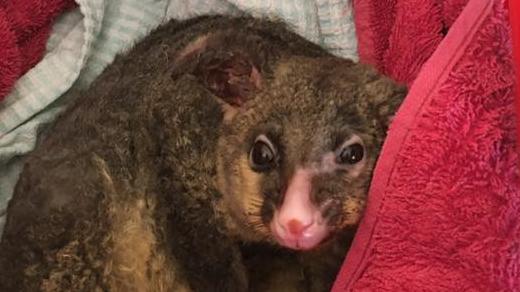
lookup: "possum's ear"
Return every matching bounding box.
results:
[363,75,407,131]
[193,52,262,108]
[174,34,263,122]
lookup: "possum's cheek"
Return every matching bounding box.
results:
[226,156,273,239]
[338,194,366,227]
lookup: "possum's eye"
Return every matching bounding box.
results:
[249,135,277,172]
[337,143,364,165]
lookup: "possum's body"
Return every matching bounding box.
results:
[0,15,405,292]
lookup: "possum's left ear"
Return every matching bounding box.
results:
[173,34,264,121]
[378,79,407,130]
[362,74,408,132]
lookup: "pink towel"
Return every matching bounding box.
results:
[509,0,520,164]
[333,0,520,291]
[0,0,76,102]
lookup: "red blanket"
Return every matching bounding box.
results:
[0,0,76,102]
[333,0,520,290]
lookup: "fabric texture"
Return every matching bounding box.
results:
[333,0,520,290]
[0,0,76,102]
[353,0,467,86]
[508,0,520,163]
[0,0,358,235]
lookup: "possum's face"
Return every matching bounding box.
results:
[172,21,404,251]
[215,56,406,250]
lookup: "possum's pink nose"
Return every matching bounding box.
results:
[271,213,328,250]
[287,219,308,236]
[270,168,329,250]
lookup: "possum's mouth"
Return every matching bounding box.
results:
[270,215,330,250]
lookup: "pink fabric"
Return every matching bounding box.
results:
[333,0,520,290]
[508,0,520,166]
[353,0,468,86]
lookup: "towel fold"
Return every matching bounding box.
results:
[0,0,76,101]
[333,0,520,290]
[354,0,468,85]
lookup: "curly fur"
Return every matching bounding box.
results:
[0,15,405,292]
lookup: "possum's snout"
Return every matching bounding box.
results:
[270,168,330,250]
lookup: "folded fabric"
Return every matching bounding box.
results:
[333,0,519,290]
[353,0,468,86]
[0,0,358,235]
[0,0,76,102]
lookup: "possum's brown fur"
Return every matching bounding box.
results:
[0,15,406,292]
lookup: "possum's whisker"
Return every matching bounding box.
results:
[246,219,265,228]
[246,207,263,214]
[247,203,263,210]
[247,197,264,208]
[249,196,264,203]
[249,220,264,227]
[246,225,269,236]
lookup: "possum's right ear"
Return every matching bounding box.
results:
[173,34,263,122]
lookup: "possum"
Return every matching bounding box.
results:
[0,15,406,292]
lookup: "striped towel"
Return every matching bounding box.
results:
[0,0,358,234]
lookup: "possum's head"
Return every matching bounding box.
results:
[215,56,405,250]
[175,29,406,251]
